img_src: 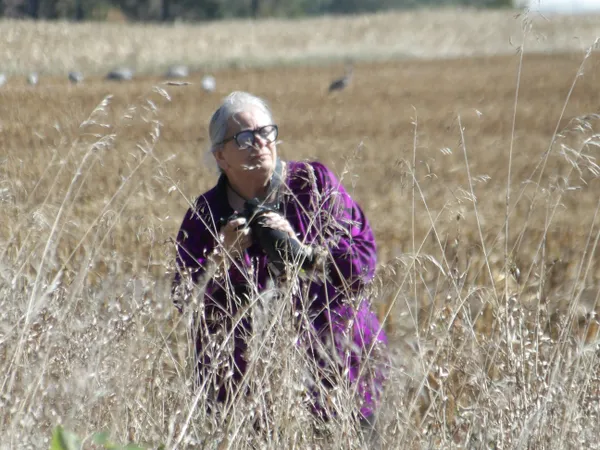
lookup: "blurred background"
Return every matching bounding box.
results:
[2,0,599,24]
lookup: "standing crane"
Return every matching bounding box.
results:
[328,63,353,93]
[68,71,84,84]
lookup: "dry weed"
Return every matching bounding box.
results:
[1,17,600,448]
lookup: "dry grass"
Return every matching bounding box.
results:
[2,8,600,76]
[1,10,600,449]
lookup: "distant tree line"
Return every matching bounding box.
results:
[0,0,512,22]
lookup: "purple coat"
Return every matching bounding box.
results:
[173,160,388,419]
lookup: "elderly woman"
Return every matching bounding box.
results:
[172,91,388,429]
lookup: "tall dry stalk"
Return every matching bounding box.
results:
[1,13,600,448]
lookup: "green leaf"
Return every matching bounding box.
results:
[122,444,146,450]
[92,431,110,445]
[50,426,82,450]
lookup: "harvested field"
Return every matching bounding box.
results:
[1,12,600,449]
[3,51,599,282]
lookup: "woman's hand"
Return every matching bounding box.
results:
[261,211,326,274]
[219,217,252,258]
[260,212,299,242]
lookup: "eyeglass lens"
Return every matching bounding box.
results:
[237,126,277,148]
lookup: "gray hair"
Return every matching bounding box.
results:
[204,91,274,174]
[208,91,274,153]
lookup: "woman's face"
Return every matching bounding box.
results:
[214,107,278,180]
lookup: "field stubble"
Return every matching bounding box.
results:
[1,28,600,448]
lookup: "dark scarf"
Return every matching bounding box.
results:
[215,158,284,215]
[214,158,288,280]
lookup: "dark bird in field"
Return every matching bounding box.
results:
[106,67,134,81]
[68,71,84,84]
[328,64,353,93]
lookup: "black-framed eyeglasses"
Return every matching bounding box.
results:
[217,125,278,150]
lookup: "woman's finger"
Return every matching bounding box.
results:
[227,217,247,231]
[221,220,249,252]
[239,228,251,245]
[263,213,287,227]
[262,212,285,224]
[265,218,297,239]
[240,234,252,249]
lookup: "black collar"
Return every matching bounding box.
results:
[215,158,284,217]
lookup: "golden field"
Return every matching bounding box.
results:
[1,10,600,449]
